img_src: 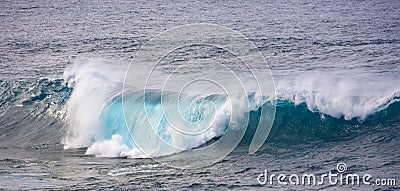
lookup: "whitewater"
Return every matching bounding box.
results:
[57,58,400,159]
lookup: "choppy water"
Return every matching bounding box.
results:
[1,0,400,190]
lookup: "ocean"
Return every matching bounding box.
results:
[0,0,399,190]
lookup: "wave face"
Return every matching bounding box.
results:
[89,91,235,158]
[0,60,399,158]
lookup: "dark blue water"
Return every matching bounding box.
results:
[0,0,399,190]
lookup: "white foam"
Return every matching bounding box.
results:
[275,72,400,120]
[62,58,125,149]
[85,134,145,158]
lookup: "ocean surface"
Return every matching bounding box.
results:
[1,0,400,190]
